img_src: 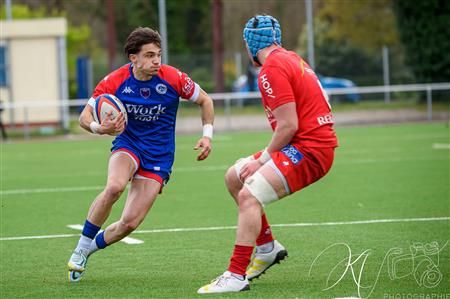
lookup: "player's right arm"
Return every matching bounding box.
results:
[81,69,126,135]
[79,104,125,135]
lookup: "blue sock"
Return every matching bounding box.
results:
[95,231,109,249]
[82,220,101,239]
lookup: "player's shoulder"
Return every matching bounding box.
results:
[106,63,131,81]
[262,48,301,78]
[265,48,300,67]
[157,64,184,81]
[101,63,131,86]
[157,64,194,96]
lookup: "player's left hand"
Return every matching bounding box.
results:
[194,137,212,161]
[239,159,263,182]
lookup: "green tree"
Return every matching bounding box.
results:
[317,0,398,53]
[1,4,100,98]
[113,0,211,56]
[297,0,413,86]
[298,21,382,86]
[393,0,450,83]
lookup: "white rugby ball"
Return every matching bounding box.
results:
[93,94,128,125]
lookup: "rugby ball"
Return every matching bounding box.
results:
[93,94,128,125]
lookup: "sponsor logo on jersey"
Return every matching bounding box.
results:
[260,73,275,98]
[280,145,303,165]
[122,86,134,94]
[182,77,194,96]
[317,114,334,125]
[126,104,166,122]
[140,88,151,99]
[156,83,167,95]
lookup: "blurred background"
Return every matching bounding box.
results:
[0,0,449,139]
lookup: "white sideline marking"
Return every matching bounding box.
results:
[433,143,450,149]
[66,224,144,245]
[1,185,105,195]
[1,217,448,241]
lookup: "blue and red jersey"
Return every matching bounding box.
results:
[88,63,200,177]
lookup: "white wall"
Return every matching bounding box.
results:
[0,18,67,126]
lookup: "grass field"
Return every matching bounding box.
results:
[1,122,449,298]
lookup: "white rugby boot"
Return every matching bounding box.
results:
[197,271,250,294]
[67,249,89,282]
[246,240,288,281]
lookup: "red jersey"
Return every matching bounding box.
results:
[258,48,338,148]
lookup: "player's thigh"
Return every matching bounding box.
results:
[121,178,161,222]
[107,151,137,187]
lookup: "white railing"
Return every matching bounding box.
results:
[1,82,449,138]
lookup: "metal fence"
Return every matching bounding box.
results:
[1,82,449,139]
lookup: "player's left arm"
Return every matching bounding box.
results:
[193,88,215,161]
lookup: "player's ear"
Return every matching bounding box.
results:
[129,53,137,63]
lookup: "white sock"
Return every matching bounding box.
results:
[88,239,100,256]
[76,235,92,255]
[256,241,274,254]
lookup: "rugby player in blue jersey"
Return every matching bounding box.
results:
[67,27,214,282]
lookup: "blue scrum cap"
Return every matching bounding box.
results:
[243,15,282,63]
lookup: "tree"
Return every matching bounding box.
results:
[317,0,398,54]
[0,3,100,98]
[113,0,212,56]
[297,0,414,86]
[298,21,383,86]
[393,0,450,83]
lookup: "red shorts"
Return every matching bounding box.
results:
[253,145,335,194]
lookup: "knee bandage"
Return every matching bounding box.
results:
[244,172,279,207]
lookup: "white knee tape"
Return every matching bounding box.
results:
[244,172,279,207]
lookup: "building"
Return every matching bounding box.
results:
[0,18,68,129]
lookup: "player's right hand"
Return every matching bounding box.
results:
[239,159,263,182]
[100,111,125,135]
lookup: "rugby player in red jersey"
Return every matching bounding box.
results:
[198,15,338,294]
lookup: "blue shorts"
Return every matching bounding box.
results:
[111,144,172,186]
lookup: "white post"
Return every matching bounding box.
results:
[383,45,390,104]
[158,0,168,65]
[24,106,30,139]
[57,36,70,133]
[235,52,242,78]
[306,0,315,70]
[426,86,432,121]
[224,97,231,131]
[6,0,12,20]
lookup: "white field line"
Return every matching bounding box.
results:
[1,217,448,242]
[2,155,449,196]
[66,224,143,245]
[1,185,105,195]
[433,143,450,149]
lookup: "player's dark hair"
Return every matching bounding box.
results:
[124,27,162,57]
